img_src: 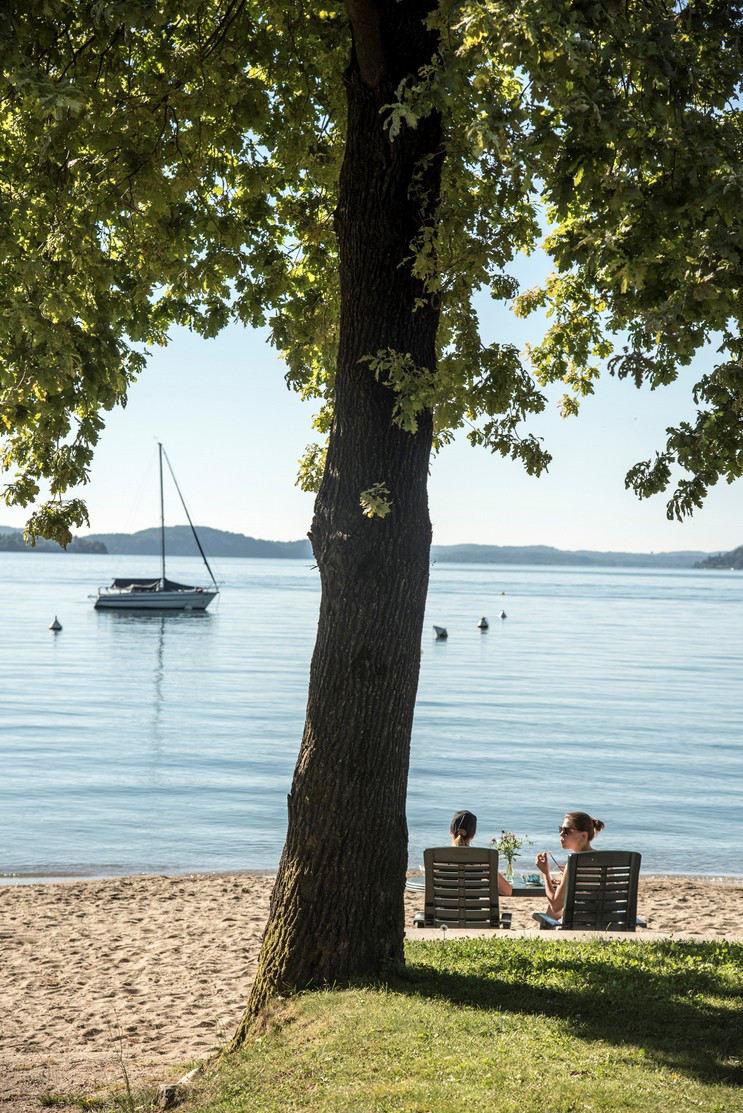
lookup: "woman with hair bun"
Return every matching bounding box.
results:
[535,811,605,918]
[450,810,512,895]
[449,809,478,847]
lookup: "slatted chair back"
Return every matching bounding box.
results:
[422,847,501,928]
[562,850,642,931]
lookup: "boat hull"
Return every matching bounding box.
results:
[94,590,217,612]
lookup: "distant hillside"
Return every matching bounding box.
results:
[695,545,743,570]
[431,543,709,568]
[86,526,312,559]
[0,532,107,554]
[79,526,714,568]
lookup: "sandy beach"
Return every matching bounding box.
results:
[1,872,741,1112]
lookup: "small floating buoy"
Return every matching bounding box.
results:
[49,616,62,632]
[499,610,507,620]
[477,616,489,630]
[433,625,448,640]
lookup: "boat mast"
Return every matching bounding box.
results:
[158,441,166,589]
[161,446,220,592]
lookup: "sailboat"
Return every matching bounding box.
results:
[94,443,219,612]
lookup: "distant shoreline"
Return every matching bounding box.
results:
[0,532,106,554]
[2,523,737,568]
[2,522,741,567]
[1,549,739,570]
[3,549,741,571]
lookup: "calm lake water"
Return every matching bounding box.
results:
[1,554,741,880]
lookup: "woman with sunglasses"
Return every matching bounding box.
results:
[535,811,605,919]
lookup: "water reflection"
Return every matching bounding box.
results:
[152,615,165,758]
[97,610,212,627]
[95,610,212,775]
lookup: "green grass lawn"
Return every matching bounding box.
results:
[183,938,742,1113]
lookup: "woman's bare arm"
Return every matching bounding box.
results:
[545,867,567,917]
[536,852,564,917]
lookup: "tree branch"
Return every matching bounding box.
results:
[344,0,385,91]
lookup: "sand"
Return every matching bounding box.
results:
[1,872,741,1112]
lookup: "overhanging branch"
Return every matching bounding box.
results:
[345,0,385,90]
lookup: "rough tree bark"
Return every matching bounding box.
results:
[233,0,443,1040]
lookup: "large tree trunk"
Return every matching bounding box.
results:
[233,1,442,1039]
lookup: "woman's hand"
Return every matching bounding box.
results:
[535,851,549,875]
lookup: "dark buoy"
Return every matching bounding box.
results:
[477,616,489,630]
[49,616,62,632]
[433,625,448,640]
[499,610,507,620]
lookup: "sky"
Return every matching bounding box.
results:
[3,255,742,553]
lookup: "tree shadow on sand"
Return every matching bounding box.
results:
[397,939,743,1086]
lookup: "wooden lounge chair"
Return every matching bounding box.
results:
[532,850,645,931]
[413,846,511,929]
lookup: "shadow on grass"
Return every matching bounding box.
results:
[394,940,743,1086]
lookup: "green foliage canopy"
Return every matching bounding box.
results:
[1,0,742,541]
